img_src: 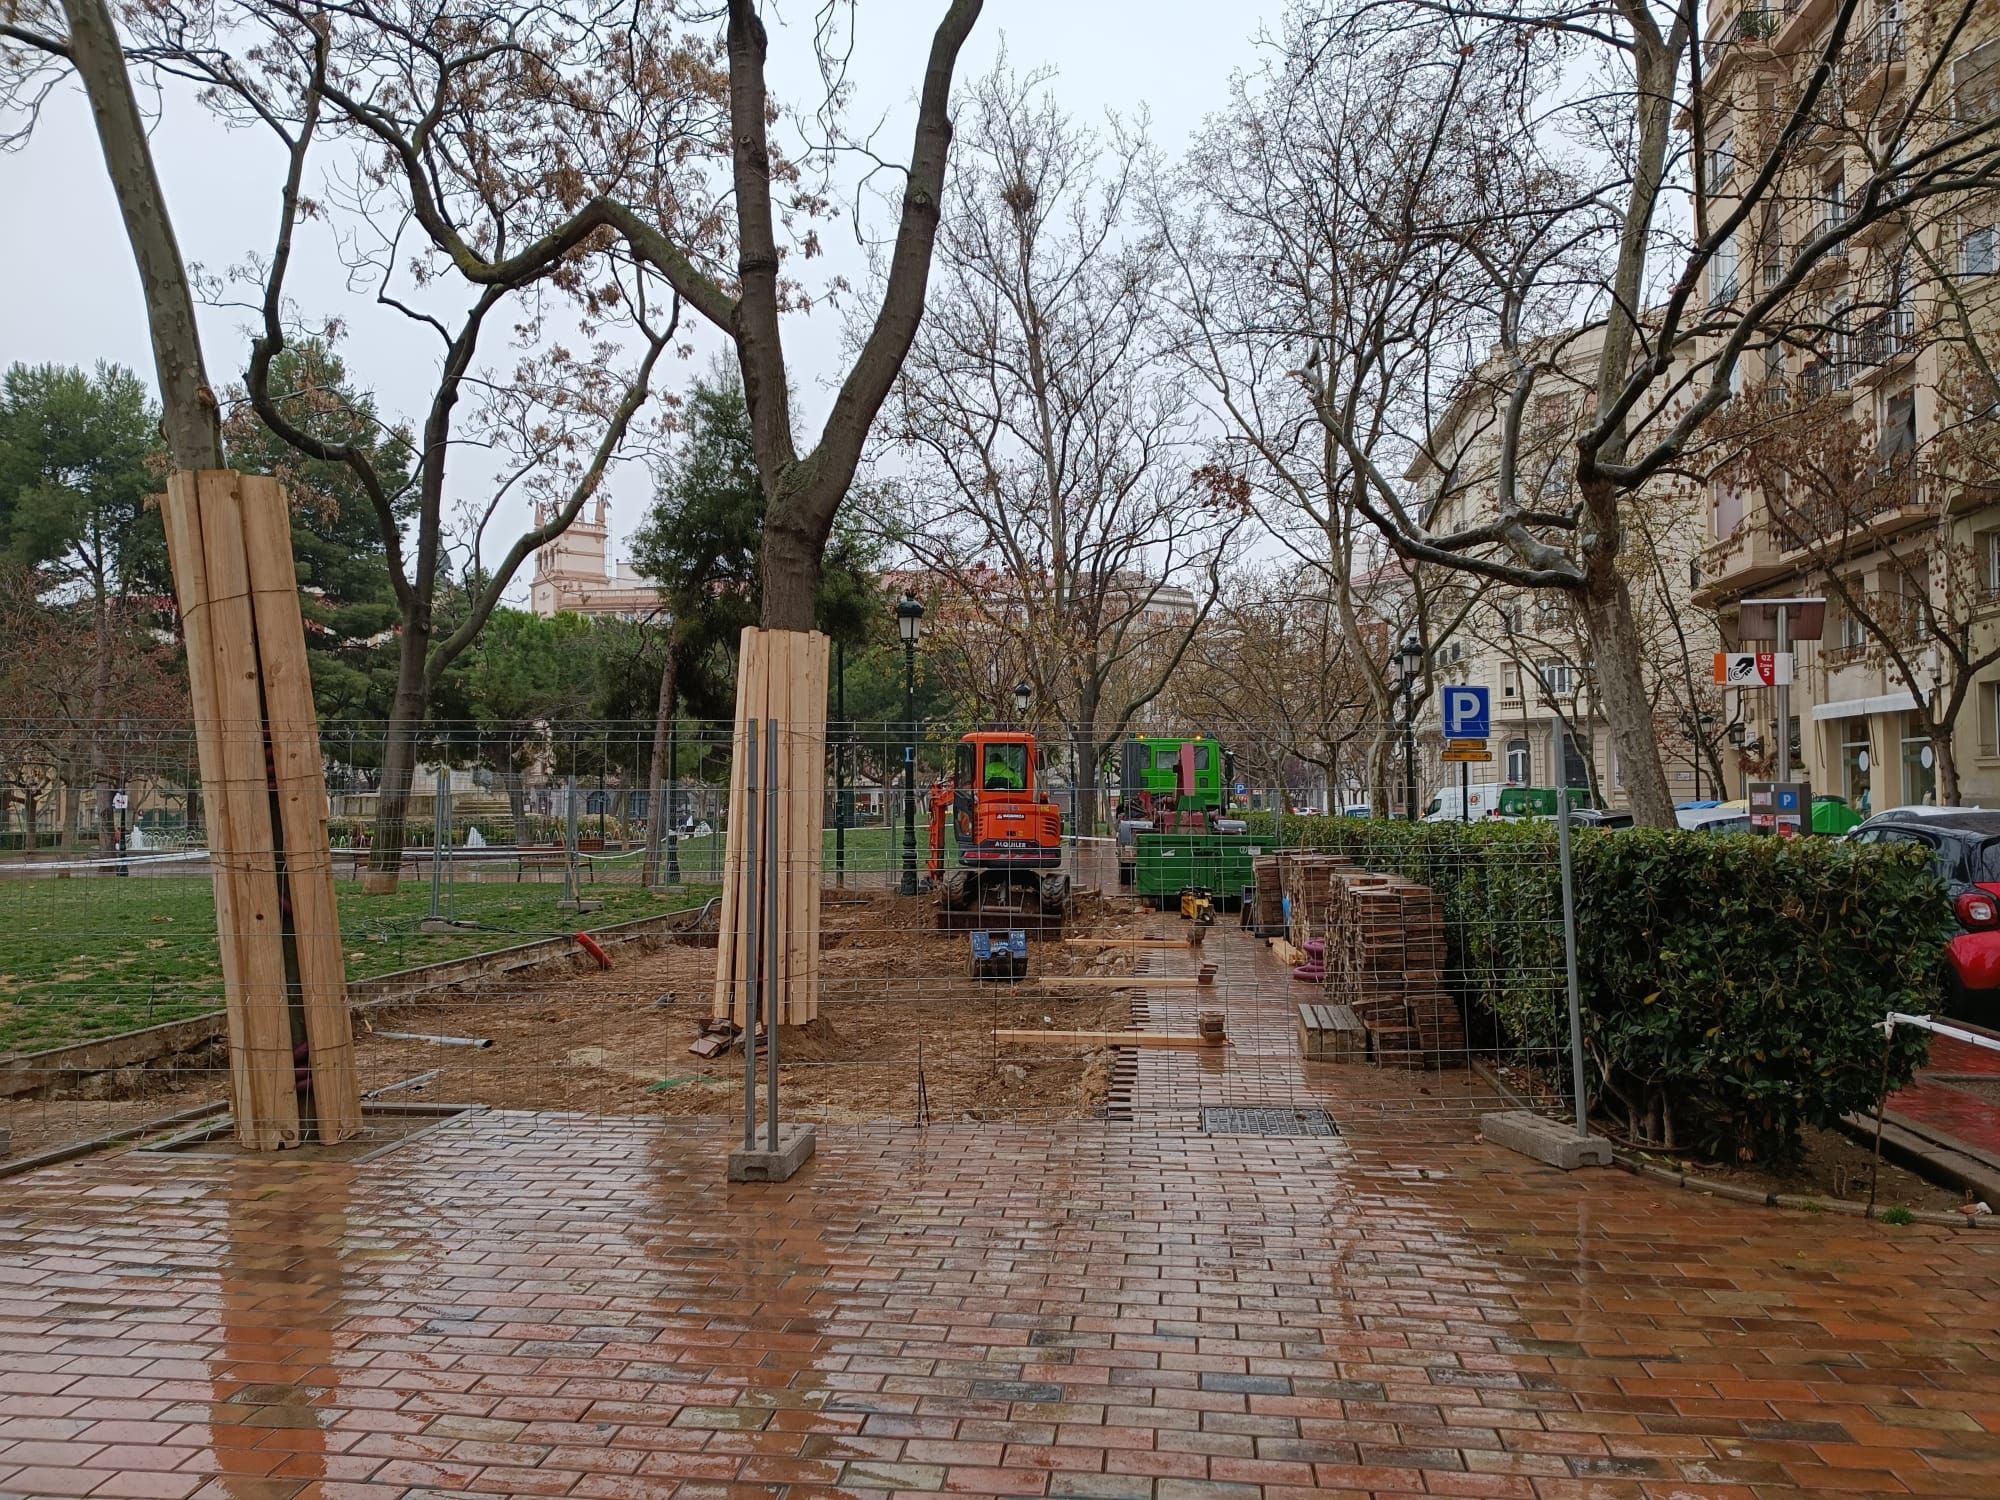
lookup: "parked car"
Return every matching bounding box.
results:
[1848,808,2000,1026]
[1676,805,1753,834]
[1565,808,1634,829]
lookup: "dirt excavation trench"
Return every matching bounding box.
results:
[349,889,1161,1126]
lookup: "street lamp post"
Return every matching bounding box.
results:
[1396,636,1423,822]
[897,592,925,896]
[664,706,681,885]
[1013,680,1031,726]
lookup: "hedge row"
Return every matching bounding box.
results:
[1257,817,1949,1164]
[325,815,572,848]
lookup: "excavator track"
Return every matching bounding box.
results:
[934,867,1072,932]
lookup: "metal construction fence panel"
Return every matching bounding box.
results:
[0,717,1582,1162]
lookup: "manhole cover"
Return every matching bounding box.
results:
[1201,1107,1339,1137]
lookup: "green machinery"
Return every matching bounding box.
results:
[1132,831,1259,912]
[1114,736,1235,888]
[1116,736,1232,820]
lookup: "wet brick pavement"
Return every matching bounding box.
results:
[0,925,1997,1498]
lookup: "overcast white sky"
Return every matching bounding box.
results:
[0,2,1288,596]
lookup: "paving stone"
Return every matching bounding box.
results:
[0,925,1994,1500]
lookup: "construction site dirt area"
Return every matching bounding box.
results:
[345,889,1175,1126]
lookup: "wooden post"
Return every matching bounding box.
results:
[162,470,361,1147]
[712,628,829,1027]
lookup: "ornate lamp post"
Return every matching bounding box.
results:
[897,592,925,896]
[1395,635,1424,822]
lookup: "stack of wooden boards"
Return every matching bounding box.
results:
[1274,852,1355,949]
[711,627,830,1027]
[1246,857,1286,936]
[162,471,362,1148]
[1319,871,1466,1067]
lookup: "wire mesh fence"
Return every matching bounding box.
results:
[0,716,1582,1161]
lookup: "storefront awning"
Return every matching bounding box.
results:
[1810,691,1917,722]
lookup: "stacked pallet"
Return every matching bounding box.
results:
[1249,857,1285,935]
[1281,853,1354,948]
[1320,869,1466,1069]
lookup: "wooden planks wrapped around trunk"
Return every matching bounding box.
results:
[162,471,362,1148]
[711,628,830,1027]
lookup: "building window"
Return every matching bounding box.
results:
[1980,530,2000,600]
[1819,168,1847,238]
[1901,715,1937,806]
[1837,578,1869,651]
[1877,389,1916,473]
[1982,681,2000,758]
[1506,738,1531,783]
[1710,231,1738,307]
[1842,731,1873,816]
[1707,115,1735,191]
[1963,223,1997,279]
[1539,661,1575,697]
[1560,731,1589,790]
[1711,479,1745,540]
[1502,662,1520,699]
[1953,35,2000,128]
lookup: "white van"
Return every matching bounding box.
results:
[1422,784,1501,822]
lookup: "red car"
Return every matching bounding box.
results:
[1850,809,2000,1025]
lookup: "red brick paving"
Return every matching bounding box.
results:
[0,929,1996,1497]
[1886,1023,2000,1160]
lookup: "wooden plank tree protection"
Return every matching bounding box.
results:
[162,471,362,1147]
[712,628,830,1028]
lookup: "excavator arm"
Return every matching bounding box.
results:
[925,777,955,883]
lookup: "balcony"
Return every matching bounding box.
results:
[1704,6,1781,87]
[1851,307,1914,374]
[1797,357,1851,399]
[1842,18,1907,104]
[1698,520,1791,600]
[1773,489,1930,566]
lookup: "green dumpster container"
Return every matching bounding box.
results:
[1133,832,1260,911]
[1812,795,1862,836]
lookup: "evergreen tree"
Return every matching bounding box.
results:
[0,362,169,846]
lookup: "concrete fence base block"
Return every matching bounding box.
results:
[1481,1110,1612,1169]
[728,1123,816,1183]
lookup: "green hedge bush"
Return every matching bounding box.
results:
[1257,816,1948,1163]
[326,815,569,848]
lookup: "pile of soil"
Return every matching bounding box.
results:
[350,890,1162,1125]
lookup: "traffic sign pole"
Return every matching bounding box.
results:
[1776,604,1791,786]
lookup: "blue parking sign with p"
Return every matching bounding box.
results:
[1443,686,1490,739]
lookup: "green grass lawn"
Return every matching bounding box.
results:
[0,873,715,1054]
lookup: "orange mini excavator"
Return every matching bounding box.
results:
[925,730,1072,929]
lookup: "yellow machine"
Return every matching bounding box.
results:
[1179,887,1216,925]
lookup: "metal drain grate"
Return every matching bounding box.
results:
[1201,1106,1340,1137]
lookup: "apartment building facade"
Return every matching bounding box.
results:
[1695,0,2000,813]
[1406,327,1719,812]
